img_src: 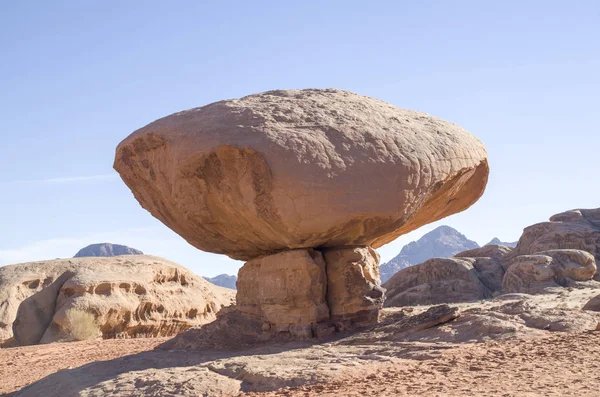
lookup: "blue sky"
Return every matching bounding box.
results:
[1,1,599,276]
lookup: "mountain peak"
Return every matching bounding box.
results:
[381,226,479,283]
[74,243,143,258]
[484,238,517,248]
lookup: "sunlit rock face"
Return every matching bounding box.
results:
[114,88,488,261]
[114,88,489,335]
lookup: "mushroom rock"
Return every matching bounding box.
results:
[114,88,489,336]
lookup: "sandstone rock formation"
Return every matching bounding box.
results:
[14,290,600,397]
[74,243,143,257]
[0,256,234,345]
[114,88,489,337]
[236,249,329,338]
[384,208,600,307]
[511,208,600,266]
[583,293,600,311]
[114,89,488,261]
[503,249,596,293]
[380,225,480,283]
[322,246,385,325]
[383,257,492,307]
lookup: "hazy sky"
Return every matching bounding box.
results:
[1,1,599,276]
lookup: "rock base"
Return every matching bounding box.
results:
[219,246,386,341]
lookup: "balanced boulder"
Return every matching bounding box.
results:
[114,89,489,336]
[114,89,488,261]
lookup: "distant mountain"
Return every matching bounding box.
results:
[485,237,517,248]
[74,243,143,258]
[204,274,237,290]
[380,226,479,283]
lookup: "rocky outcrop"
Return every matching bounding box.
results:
[384,209,600,307]
[511,208,600,266]
[503,249,596,293]
[383,258,492,307]
[204,274,237,290]
[114,88,489,338]
[380,226,480,283]
[0,256,234,345]
[74,243,143,257]
[456,244,514,266]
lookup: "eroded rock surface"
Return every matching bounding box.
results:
[511,208,600,266]
[323,246,384,325]
[383,257,492,307]
[1,256,234,345]
[503,249,596,294]
[236,249,329,338]
[114,89,488,261]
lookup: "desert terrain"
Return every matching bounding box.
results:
[2,287,600,396]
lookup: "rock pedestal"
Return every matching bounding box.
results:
[323,246,385,325]
[236,249,330,338]
[235,246,385,338]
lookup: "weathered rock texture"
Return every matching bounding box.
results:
[114,89,489,261]
[323,246,385,324]
[74,243,143,258]
[0,256,234,345]
[236,249,329,338]
[383,258,493,307]
[15,289,600,397]
[511,208,600,266]
[503,249,596,293]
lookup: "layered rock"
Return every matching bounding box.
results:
[0,256,234,345]
[114,88,489,337]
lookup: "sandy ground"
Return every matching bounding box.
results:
[0,338,167,396]
[254,331,600,397]
[2,331,600,396]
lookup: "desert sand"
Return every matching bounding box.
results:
[2,329,599,396]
